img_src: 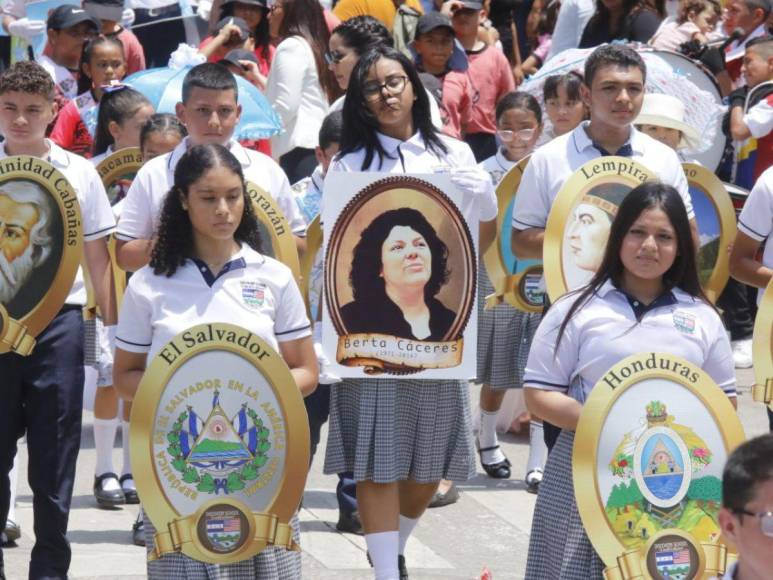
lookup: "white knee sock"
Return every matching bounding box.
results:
[365,531,399,580]
[526,421,547,474]
[479,409,506,464]
[121,421,134,481]
[6,454,19,522]
[94,417,119,486]
[398,514,418,555]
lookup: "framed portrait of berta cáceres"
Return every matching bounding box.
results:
[322,173,478,379]
[0,156,82,355]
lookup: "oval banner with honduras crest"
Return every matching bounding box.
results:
[0,156,82,355]
[573,353,745,580]
[130,323,309,564]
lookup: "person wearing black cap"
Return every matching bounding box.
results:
[199,16,254,62]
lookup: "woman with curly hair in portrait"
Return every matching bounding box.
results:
[113,143,317,580]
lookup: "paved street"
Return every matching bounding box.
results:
[3,370,770,580]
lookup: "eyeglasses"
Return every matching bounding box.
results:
[324,50,346,65]
[362,75,409,102]
[735,509,773,537]
[497,128,536,142]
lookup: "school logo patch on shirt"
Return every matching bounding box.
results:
[240,281,266,309]
[673,311,696,335]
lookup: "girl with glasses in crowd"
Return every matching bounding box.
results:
[476,92,547,491]
[323,45,498,580]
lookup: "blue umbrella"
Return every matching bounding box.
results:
[123,66,282,140]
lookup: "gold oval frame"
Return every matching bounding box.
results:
[324,175,477,344]
[299,215,322,320]
[130,322,310,564]
[246,181,301,286]
[682,163,736,303]
[573,353,744,577]
[752,278,773,410]
[96,146,143,206]
[0,156,83,355]
[482,156,544,313]
[544,157,655,303]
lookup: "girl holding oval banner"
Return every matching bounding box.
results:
[113,144,317,577]
[522,183,738,579]
[321,46,497,580]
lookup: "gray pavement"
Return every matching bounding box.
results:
[3,370,769,580]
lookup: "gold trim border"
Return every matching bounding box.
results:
[544,157,656,303]
[573,352,745,575]
[299,215,322,319]
[682,163,736,303]
[130,322,310,564]
[95,147,143,194]
[753,278,773,409]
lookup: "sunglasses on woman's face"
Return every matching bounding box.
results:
[497,128,536,142]
[362,75,409,102]
[735,509,773,537]
[324,50,346,65]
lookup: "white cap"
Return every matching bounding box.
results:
[634,93,701,151]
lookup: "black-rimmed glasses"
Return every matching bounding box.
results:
[362,75,409,102]
[735,509,773,537]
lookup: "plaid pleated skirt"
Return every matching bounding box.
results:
[143,511,302,579]
[324,378,476,483]
[476,264,541,390]
[525,430,605,579]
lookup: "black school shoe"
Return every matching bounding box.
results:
[132,513,145,547]
[398,554,409,579]
[1,519,20,545]
[94,472,125,508]
[120,474,139,504]
[478,445,512,479]
[335,510,363,535]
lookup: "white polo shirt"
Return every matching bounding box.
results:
[0,140,115,306]
[736,166,773,304]
[511,122,693,231]
[115,137,306,243]
[327,131,498,221]
[479,148,516,186]
[744,96,773,140]
[116,244,311,358]
[523,280,736,403]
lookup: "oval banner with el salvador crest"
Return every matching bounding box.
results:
[130,323,309,564]
[574,353,745,580]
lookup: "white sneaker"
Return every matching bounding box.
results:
[732,338,753,369]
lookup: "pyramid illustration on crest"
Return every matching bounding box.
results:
[188,392,252,464]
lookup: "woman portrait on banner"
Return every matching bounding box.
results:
[322,45,498,580]
[522,182,737,579]
[340,208,456,341]
[113,144,317,579]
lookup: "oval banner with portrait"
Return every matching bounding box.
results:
[482,156,545,313]
[246,181,301,286]
[544,157,656,303]
[574,353,745,580]
[682,163,736,303]
[752,278,773,410]
[130,322,309,564]
[0,156,82,356]
[322,173,478,379]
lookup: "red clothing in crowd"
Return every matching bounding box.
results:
[437,71,473,140]
[50,92,96,157]
[465,45,515,135]
[199,37,276,77]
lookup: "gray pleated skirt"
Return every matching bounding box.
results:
[324,378,476,483]
[476,264,541,390]
[525,430,605,579]
[143,511,302,579]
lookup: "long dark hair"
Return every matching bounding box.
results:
[350,208,450,303]
[586,0,665,36]
[92,86,152,155]
[150,144,262,277]
[340,46,448,170]
[221,1,272,64]
[331,15,393,55]
[555,182,708,348]
[77,35,125,96]
[276,0,336,102]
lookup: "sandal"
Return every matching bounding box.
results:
[478,445,511,479]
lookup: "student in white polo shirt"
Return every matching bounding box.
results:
[115,62,305,272]
[113,143,317,579]
[510,44,696,266]
[522,182,736,579]
[0,61,116,580]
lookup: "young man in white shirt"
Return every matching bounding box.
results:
[511,44,696,263]
[0,60,116,580]
[115,62,306,272]
[718,433,773,580]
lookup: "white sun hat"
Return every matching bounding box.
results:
[634,93,702,151]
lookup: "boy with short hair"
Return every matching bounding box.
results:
[115,62,306,272]
[718,433,773,579]
[0,60,116,580]
[729,36,773,186]
[723,0,771,85]
[444,0,514,161]
[411,11,473,140]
